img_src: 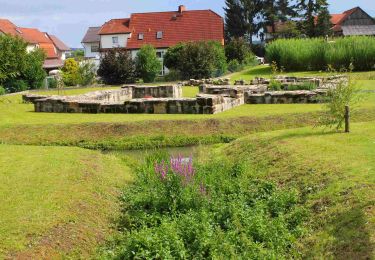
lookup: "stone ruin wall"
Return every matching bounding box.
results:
[26,85,243,114]
[24,75,347,114]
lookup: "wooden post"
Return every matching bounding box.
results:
[345,105,350,133]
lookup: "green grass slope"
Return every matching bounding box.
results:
[224,122,375,258]
[0,145,131,259]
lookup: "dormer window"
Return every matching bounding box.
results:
[112,36,119,44]
[156,31,163,39]
[138,33,144,40]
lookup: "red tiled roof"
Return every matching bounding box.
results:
[99,18,131,35]
[330,7,361,31]
[98,8,224,49]
[48,34,70,51]
[19,28,51,44]
[39,43,58,58]
[0,19,21,36]
[126,10,224,49]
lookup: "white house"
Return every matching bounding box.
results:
[82,5,224,75]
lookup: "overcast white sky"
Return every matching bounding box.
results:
[1,0,374,48]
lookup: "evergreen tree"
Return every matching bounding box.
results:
[298,0,330,37]
[224,0,247,41]
[316,6,333,37]
[224,0,264,43]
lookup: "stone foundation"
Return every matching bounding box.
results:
[24,75,346,115]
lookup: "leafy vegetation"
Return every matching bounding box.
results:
[62,58,80,86]
[266,37,375,71]
[164,41,227,79]
[135,45,162,83]
[98,48,136,85]
[102,155,306,259]
[0,35,46,92]
[318,79,360,130]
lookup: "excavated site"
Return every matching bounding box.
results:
[23,75,347,114]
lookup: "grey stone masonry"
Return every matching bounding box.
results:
[24,75,347,115]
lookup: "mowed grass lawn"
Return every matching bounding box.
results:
[0,79,374,127]
[0,145,131,258]
[225,121,375,258]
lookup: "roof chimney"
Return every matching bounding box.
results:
[178,5,186,13]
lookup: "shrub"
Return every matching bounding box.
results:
[102,155,307,259]
[78,61,96,86]
[164,43,185,72]
[269,79,282,91]
[228,59,242,72]
[4,79,28,93]
[62,58,80,86]
[98,48,136,85]
[22,48,47,89]
[225,38,255,65]
[135,45,162,83]
[165,41,227,80]
[46,77,58,89]
[266,37,375,72]
[318,79,360,130]
[0,35,28,84]
[164,69,181,82]
[0,86,6,95]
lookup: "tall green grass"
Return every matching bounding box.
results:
[266,37,375,72]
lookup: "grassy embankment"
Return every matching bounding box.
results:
[0,65,374,258]
[220,121,375,258]
[0,68,374,149]
[0,145,131,259]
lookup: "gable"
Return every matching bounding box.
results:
[342,7,375,26]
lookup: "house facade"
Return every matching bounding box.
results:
[265,6,375,41]
[331,7,375,36]
[82,5,224,75]
[0,19,70,70]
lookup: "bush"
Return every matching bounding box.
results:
[165,41,227,80]
[0,86,6,95]
[269,79,282,91]
[225,38,255,65]
[46,77,58,89]
[228,59,243,72]
[164,43,185,70]
[0,35,28,84]
[266,37,375,72]
[4,79,28,93]
[98,48,136,85]
[102,155,307,258]
[78,61,96,86]
[135,45,162,83]
[318,79,360,130]
[22,49,47,89]
[164,69,182,82]
[62,58,80,86]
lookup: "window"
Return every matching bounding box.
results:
[112,36,119,44]
[91,45,99,52]
[156,51,163,58]
[156,31,163,39]
[138,33,144,40]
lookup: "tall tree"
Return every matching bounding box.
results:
[315,5,333,37]
[224,0,247,41]
[224,0,264,43]
[298,0,330,37]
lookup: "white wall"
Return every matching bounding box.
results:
[100,33,130,49]
[26,44,38,53]
[130,48,169,76]
[83,42,100,59]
